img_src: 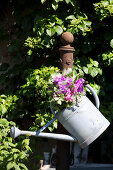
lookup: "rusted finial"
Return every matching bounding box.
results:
[59,32,75,70]
[60,32,74,46]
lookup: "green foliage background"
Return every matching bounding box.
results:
[0,0,113,169]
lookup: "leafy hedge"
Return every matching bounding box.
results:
[0,118,31,170]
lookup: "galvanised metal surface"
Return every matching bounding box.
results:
[56,96,110,148]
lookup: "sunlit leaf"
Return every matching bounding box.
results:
[110,39,113,48]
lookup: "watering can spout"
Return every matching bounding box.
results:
[10,126,77,142]
[10,126,21,139]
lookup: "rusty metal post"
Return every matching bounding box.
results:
[56,32,75,170]
[59,32,75,70]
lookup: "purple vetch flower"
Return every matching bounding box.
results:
[74,78,85,93]
[54,76,66,85]
[68,78,73,82]
[54,77,61,85]
[65,77,73,87]
[61,76,66,81]
[59,84,67,94]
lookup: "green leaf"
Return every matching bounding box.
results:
[48,126,53,132]
[13,163,21,170]
[52,2,58,10]
[88,67,98,77]
[22,139,30,146]
[0,118,9,126]
[18,151,26,159]
[7,162,21,170]
[66,15,76,20]
[13,153,18,160]
[11,148,20,153]
[55,0,60,2]
[83,20,91,26]
[27,49,32,55]
[108,5,113,13]
[41,0,46,4]
[97,68,102,75]
[110,39,113,48]
[57,100,62,105]
[54,97,59,101]
[93,61,99,67]
[53,120,57,128]
[56,19,63,25]
[54,25,63,35]
[46,29,52,36]
[8,142,17,147]
[46,28,56,37]
[18,163,28,170]
[83,66,88,74]
[7,162,14,170]
[102,53,108,60]
[65,0,70,4]
[87,64,92,68]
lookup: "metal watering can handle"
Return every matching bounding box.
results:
[85,84,100,109]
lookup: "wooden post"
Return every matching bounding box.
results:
[56,32,75,170]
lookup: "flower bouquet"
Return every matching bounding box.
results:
[49,68,86,112]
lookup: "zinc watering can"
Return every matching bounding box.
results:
[10,84,110,149]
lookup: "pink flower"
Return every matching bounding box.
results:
[71,87,77,94]
[65,92,73,102]
[65,95,73,102]
[56,91,61,94]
